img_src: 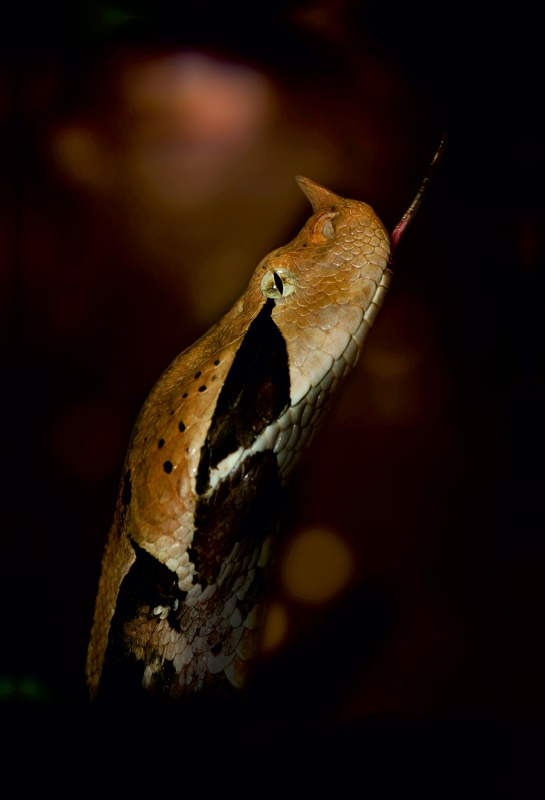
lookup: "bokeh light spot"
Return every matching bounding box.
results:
[281,526,354,604]
[52,125,110,191]
[260,602,289,653]
[102,8,134,27]
[363,344,417,379]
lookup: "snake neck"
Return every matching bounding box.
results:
[95,449,282,701]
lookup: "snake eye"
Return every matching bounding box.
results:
[260,267,297,299]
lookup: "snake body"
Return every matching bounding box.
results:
[86,148,443,700]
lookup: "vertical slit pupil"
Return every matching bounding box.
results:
[273,272,284,295]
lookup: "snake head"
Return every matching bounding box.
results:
[256,176,392,406]
[254,132,447,406]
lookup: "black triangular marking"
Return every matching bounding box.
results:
[98,541,187,702]
[192,448,282,584]
[196,299,290,495]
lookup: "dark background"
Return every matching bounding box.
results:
[1,0,543,790]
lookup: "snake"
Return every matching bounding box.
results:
[86,137,446,702]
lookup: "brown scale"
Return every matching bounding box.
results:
[87,137,445,701]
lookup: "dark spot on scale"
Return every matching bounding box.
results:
[211,375,217,381]
[211,642,222,655]
[214,359,220,366]
[303,243,307,247]
[158,439,165,449]
[170,411,174,416]
[144,436,147,442]
[198,385,206,392]
[182,393,188,399]
[163,461,173,474]
[178,421,186,432]
[194,371,201,378]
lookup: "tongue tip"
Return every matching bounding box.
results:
[390,132,448,252]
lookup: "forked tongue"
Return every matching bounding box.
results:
[390,133,448,252]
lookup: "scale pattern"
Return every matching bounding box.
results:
[86,176,393,700]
